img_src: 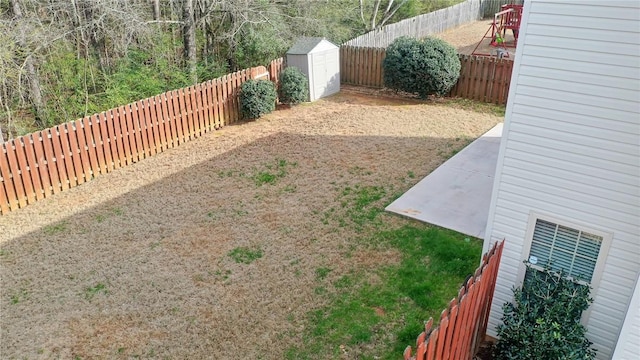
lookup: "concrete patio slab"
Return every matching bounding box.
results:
[386,123,503,239]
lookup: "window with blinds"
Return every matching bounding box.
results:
[527,219,603,283]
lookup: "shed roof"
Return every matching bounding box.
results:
[286,37,338,55]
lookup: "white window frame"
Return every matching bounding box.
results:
[517,212,612,322]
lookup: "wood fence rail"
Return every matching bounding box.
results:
[340,46,513,105]
[404,240,504,360]
[0,59,284,215]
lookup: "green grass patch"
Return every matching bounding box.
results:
[84,283,107,300]
[253,158,297,186]
[287,224,482,359]
[228,246,263,264]
[323,184,387,232]
[10,288,29,304]
[43,221,68,235]
[315,267,333,281]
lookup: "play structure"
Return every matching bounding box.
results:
[471,4,523,58]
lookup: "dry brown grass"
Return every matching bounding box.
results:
[0,88,501,359]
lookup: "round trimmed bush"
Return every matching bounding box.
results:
[278,66,309,105]
[240,79,277,119]
[382,36,461,99]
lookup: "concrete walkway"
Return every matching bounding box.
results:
[386,123,503,239]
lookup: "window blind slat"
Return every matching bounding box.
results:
[529,219,603,284]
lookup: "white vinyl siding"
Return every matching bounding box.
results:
[483,1,640,359]
[613,275,640,360]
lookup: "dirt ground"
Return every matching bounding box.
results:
[432,19,517,58]
[0,87,502,359]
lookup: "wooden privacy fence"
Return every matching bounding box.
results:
[340,46,514,105]
[0,58,284,215]
[403,240,504,360]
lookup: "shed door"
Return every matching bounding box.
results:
[311,50,338,100]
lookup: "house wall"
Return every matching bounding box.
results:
[613,274,640,359]
[483,1,640,359]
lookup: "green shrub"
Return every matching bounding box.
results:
[278,67,309,105]
[382,36,460,99]
[240,79,277,119]
[494,265,597,360]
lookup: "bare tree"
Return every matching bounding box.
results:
[183,0,197,82]
[360,0,409,31]
[151,0,161,21]
[10,0,45,126]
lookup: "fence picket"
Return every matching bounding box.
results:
[184,87,196,139]
[72,119,91,183]
[197,83,207,134]
[201,82,210,131]
[223,75,231,126]
[7,140,27,206]
[59,124,79,187]
[232,73,239,122]
[113,107,130,166]
[205,81,215,130]
[142,99,158,155]
[226,75,234,123]
[98,113,115,172]
[101,112,118,169]
[32,132,51,198]
[159,93,174,149]
[42,129,62,193]
[435,310,449,358]
[121,106,138,162]
[426,327,439,359]
[186,87,197,137]
[166,91,180,146]
[81,117,100,178]
[0,144,16,212]
[111,109,127,168]
[174,90,188,144]
[152,95,167,151]
[66,123,85,184]
[148,97,162,153]
[91,114,108,173]
[14,138,35,203]
[22,134,43,200]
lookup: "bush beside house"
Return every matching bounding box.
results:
[494,265,597,360]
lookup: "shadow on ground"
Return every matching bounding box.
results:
[1,129,463,359]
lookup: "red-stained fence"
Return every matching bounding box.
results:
[0,59,284,215]
[404,240,505,360]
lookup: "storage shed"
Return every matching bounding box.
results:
[286,37,340,102]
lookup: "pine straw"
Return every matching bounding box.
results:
[0,89,501,359]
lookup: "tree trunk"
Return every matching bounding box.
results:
[10,0,46,126]
[152,0,161,21]
[182,0,197,83]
